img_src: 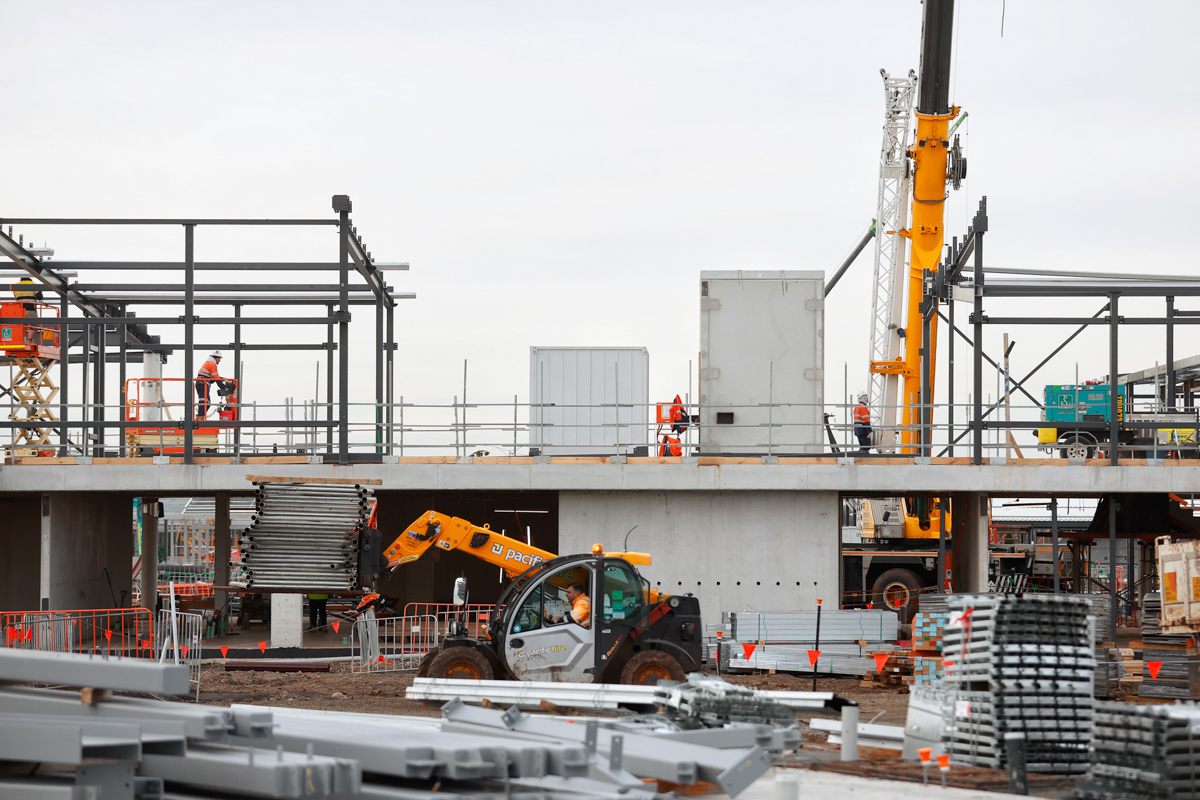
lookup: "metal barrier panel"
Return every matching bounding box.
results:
[351,614,438,673]
[0,608,154,657]
[402,603,493,640]
[155,609,203,692]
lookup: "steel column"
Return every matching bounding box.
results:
[972,219,984,464]
[386,299,394,455]
[93,319,105,457]
[326,303,334,456]
[921,302,932,456]
[58,290,68,455]
[948,269,955,457]
[338,212,349,463]
[375,291,383,454]
[183,225,195,464]
[119,308,127,457]
[1109,293,1119,466]
[81,320,90,451]
[141,497,159,613]
[1167,296,1175,410]
[938,494,947,595]
[233,304,242,455]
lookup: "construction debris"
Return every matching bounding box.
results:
[1078,701,1200,799]
[231,481,375,591]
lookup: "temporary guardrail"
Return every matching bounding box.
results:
[0,608,154,657]
[350,613,438,673]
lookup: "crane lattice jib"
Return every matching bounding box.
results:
[866,70,917,445]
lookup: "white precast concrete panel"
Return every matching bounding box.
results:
[529,347,650,455]
[699,271,824,454]
[558,490,839,624]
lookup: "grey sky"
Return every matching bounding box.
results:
[5,1,1198,447]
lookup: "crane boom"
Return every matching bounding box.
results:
[870,0,960,452]
[384,510,651,579]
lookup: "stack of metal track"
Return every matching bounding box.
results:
[230,481,373,591]
[1078,701,1200,799]
[942,594,1094,775]
[0,648,773,799]
[1138,591,1194,700]
[1142,592,1189,646]
[722,609,898,675]
[1081,594,1112,644]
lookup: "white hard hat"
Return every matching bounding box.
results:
[210,350,223,360]
[857,391,868,402]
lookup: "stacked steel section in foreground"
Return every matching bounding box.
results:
[231,482,373,591]
[942,594,1094,775]
[1080,701,1200,799]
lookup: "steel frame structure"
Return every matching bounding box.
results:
[0,195,411,464]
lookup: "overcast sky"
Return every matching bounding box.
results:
[4,1,1198,452]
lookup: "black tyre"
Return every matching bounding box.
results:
[1058,433,1096,460]
[872,568,922,623]
[423,646,494,681]
[619,649,686,686]
[416,646,441,678]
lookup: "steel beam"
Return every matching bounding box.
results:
[0,649,190,695]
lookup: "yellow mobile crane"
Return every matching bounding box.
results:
[383,511,703,684]
[843,0,968,619]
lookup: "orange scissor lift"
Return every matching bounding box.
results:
[124,377,239,455]
[0,302,62,455]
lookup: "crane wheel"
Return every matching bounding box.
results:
[423,646,494,681]
[619,650,685,686]
[871,568,922,623]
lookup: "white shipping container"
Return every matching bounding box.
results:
[699,270,824,454]
[529,347,650,455]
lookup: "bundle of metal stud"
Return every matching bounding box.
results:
[942,594,1094,775]
[1078,701,1200,799]
[230,482,373,591]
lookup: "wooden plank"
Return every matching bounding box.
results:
[698,457,760,465]
[627,457,682,464]
[243,456,308,464]
[245,474,383,486]
[14,457,76,465]
[393,456,456,464]
[778,457,839,465]
[548,457,609,464]
[471,457,535,465]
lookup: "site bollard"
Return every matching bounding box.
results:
[774,770,799,800]
[839,704,859,762]
[917,747,932,784]
[1004,732,1028,795]
[936,754,951,788]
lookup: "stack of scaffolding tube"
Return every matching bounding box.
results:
[230,482,373,591]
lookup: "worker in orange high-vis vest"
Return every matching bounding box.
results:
[853,391,873,453]
[669,394,688,435]
[660,434,682,457]
[195,351,223,420]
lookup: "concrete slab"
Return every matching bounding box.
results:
[2,461,1199,495]
[271,594,303,648]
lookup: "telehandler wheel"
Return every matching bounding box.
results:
[872,567,922,623]
[424,646,494,681]
[416,646,441,678]
[619,650,686,685]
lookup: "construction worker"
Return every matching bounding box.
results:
[13,276,40,316]
[195,351,224,420]
[547,582,590,628]
[669,394,688,435]
[853,391,873,453]
[307,593,328,629]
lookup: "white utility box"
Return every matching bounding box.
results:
[271,593,304,648]
[699,270,825,454]
[529,347,650,456]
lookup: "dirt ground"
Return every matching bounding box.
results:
[185,664,910,732]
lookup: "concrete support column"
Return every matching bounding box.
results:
[141,497,159,612]
[40,495,51,610]
[213,492,230,619]
[955,493,990,593]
